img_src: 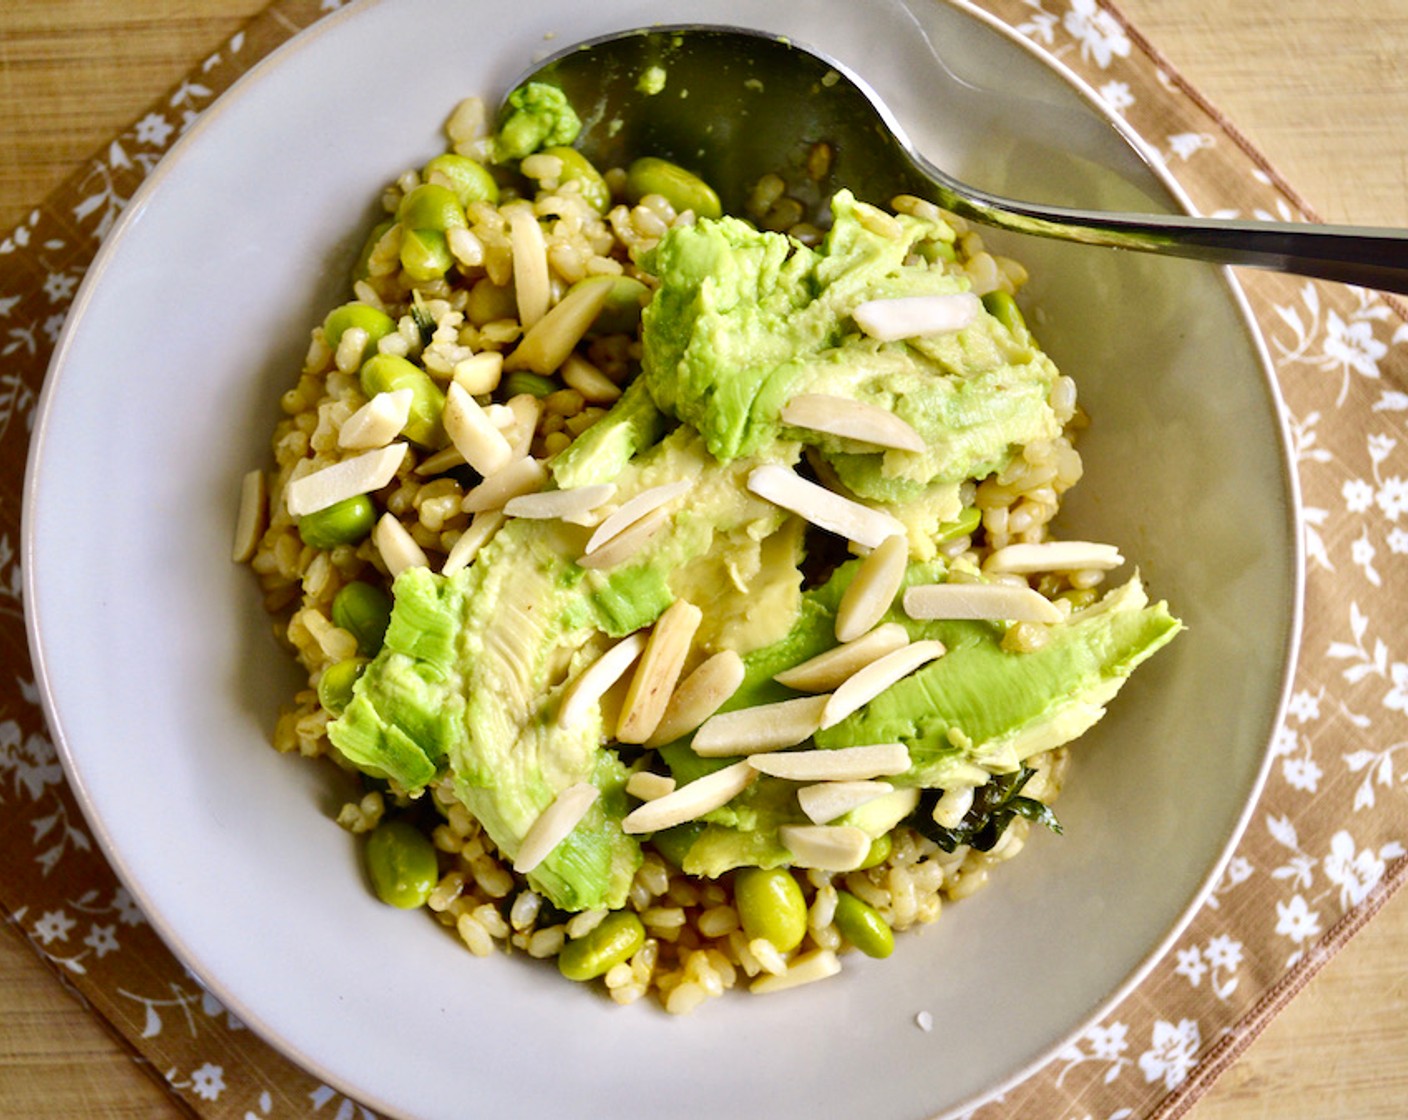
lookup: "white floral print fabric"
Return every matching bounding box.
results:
[0,1,1404,1117]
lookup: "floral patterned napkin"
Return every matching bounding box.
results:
[2,1,1405,1117]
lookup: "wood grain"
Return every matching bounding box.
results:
[1,0,1405,1117]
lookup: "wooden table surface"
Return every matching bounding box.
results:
[1,1,1406,1116]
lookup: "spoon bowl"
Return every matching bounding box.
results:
[510,25,1408,292]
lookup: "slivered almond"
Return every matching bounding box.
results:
[504,275,615,374]
[452,351,504,396]
[562,353,622,404]
[903,582,1063,624]
[984,540,1125,574]
[853,292,981,341]
[930,785,976,829]
[558,632,647,730]
[285,443,407,516]
[484,403,517,431]
[834,534,909,643]
[462,456,547,513]
[773,622,910,693]
[373,512,429,577]
[339,389,414,450]
[617,599,703,744]
[747,464,904,549]
[508,207,550,329]
[749,742,910,782]
[232,469,267,563]
[444,382,513,476]
[821,640,946,729]
[513,782,599,874]
[585,479,692,556]
[415,445,467,476]
[780,394,925,453]
[504,392,543,461]
[796,781,896,825]
[505,483,616,522]
[441,509,506,576]
[620,760,756,834]
[777,824,872,872]
[645,649,746,748]
[625,771,676,801]
[691,695,829,758]
[577,506,670,570]
[749,948,842,994]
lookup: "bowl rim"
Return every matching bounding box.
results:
[20,0,1305,1116]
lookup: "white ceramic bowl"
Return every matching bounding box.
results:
[23,0,1301,1117]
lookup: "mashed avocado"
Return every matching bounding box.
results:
[323,186,1180,913]
[493,82,582,163]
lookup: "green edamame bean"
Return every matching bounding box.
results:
[857,831,892,871]
[352,219,394,281]
[396,183,468,232]
[982,290,1028,338]
[935,506,982,544]
[365,819,439,909]
[359,353,445,448]
[625,157,722,220]
[915,238,957,264]
[331,581,393,656]
[503,371,558,399]
[588,276,650,337]
[317,656,368,715]
[557,911,646,981]
[400,228,453,282]
[833,890,895,958]
[324,303,396,364]
[422,154,500,208]
[297,493,376,550]
[540,146,610,213]
[734,867,807,952]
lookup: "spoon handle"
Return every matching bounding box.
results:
[930,176,1408,295]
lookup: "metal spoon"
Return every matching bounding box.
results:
[503,25,1408,294]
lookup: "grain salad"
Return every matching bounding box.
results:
[235,87,1180,1013]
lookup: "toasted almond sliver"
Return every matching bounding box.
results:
[617,599,704,744]
[646,649,746,748]
[780,394,925,453]
[625,771,677,801]
[576,506,670,570]
[749,948,842,994]
[513,782,599,874]
[285,443,407,517]
[772,623,910,693]
[853,292,981,342]
[462,456,547,513]
[796,781,896,825]
[691,695,830,758]
[835,534,909,643]
[504,392,543,461]
[452,351,504,396]
[508,207,550,329]
[444,382,513,476]
[558,632,647,730]
[747,464,904,549]
[749,742,910,782]
[984,540,1126,574]
[373,512,429,577]
[562,353,623,404]
[232,469,267,563]
[930,785,977,829]
[903,582,1064,625]
[504,274,616,375]
[620,760,756,834]
[339,389,414,450]
[415,444,467,477]
[821,640,946,729]
[441,509,506,577]
[777,824,872,872]
[484,403,517,431]
[505,483,616,522]
[585,479,693,556]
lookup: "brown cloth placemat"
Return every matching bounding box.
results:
[2,1,1406,1116]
